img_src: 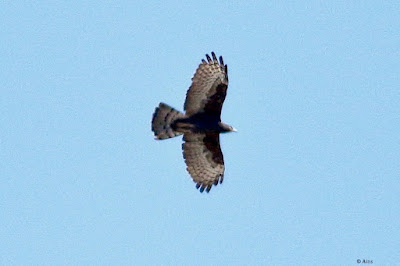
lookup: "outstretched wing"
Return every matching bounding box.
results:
[184,52,228,117]
[182,133,224,193]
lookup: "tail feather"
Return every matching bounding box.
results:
[151,103,185,140]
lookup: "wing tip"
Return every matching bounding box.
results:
[206,52,223,65]
[195,173,224,193]
[203,52,227,73]
[211,52,218,62]
[219,55,224,66]
[196,183,210,193]
[206,54,212,63]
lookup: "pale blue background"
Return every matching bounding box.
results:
[1,1,399,265]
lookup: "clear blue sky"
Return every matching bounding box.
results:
[1,1,399,265]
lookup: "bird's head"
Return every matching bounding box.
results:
[219,122,237,133]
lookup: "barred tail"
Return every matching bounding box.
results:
[151,103,185,140]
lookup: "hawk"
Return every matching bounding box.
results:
[151,52,236,193]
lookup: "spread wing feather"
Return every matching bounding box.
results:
[182,133,224,193]
[184,52,228,117]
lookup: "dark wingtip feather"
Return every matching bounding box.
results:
[219,56,224,66]
[206,54,212,63]
[211,52,218,62]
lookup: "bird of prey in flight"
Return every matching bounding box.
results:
[151,52,236,193]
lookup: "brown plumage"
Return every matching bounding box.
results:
[151,52,235,193]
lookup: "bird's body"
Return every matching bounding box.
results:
[151,52,235,193]
[172,113,232,134]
